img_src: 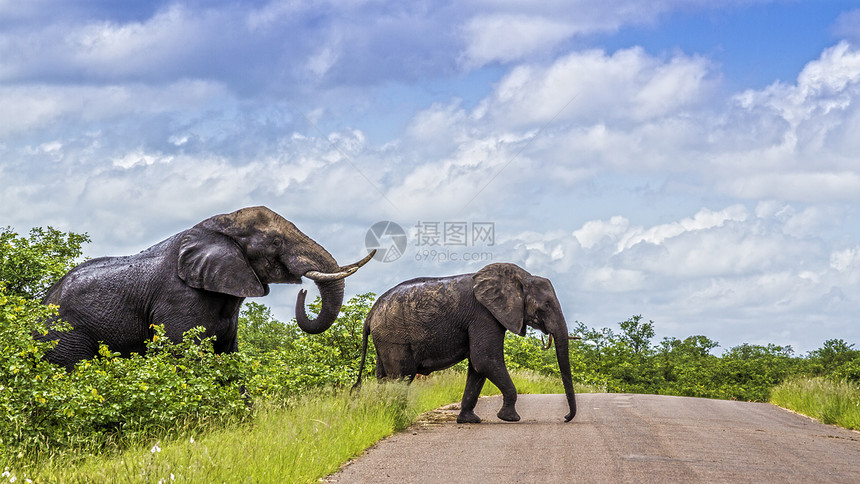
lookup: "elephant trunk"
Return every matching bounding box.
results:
[292,251,374,334]
[295,278,345,334]
[552,324,577,422]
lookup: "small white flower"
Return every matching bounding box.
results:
[1,470,8,478]
[170,474,175,481]
[190,436,195,444]
[10,475,16,483]
[151,444,161,453]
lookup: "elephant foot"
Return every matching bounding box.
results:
[497,407,520,422]
[457,411,482,424]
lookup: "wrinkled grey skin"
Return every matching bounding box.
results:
[355,263,576,423]
[41,206,373,370]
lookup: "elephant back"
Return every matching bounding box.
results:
[368,275,469,345]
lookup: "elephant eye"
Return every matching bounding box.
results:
[272,238,283,247]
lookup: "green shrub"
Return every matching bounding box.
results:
[243,338,357,402]
[0,293,251,460]
[0,226,90,300]
[239,293,377,396]
[503,332,558,376]
[0,286,69,458]
[832,356,860,382]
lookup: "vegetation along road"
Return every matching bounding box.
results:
[329,393,860,483]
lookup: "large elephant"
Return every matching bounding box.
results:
[354,263,576,423]
[41,206,374,370]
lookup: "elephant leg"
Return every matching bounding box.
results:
[375,354,387,379]
[470,326,520,422]
[46,331,99,371]
[457,360,486,424]
[375,341,416,380]
[486,367,520,422]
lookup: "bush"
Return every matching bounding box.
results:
[0,289,251,459]
[0,226,90,300]
[0,279,376,462]
[0,286,68,457]
[239,293,377,398]
[503,332,559,377]
[243,338,358,402]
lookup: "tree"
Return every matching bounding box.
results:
[0,226,90,300]
[807,339,859,378]
[619,315,655,355]
[237,301,300,357]
[572,321,615,366]
[307,292,376,361]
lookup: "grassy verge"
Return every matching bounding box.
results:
[17,370,593,483]
[770,377,860,430]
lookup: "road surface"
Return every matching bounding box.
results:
[327,393,860,483]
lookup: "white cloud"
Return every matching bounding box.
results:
[617,205,748,253]
[718,43,860,200]
[830,246,860,273]
[493,203,851,350]
[457,0,778,68]
[3,1,860,354]
[725,171,860,202]
[386,134,531,216]
[477,47,714,127]
[112,149,174,169]
[736,42,860,128]
[68,5,201,74]
[574,216,630,249]
[0,81,227,136]
[460,14,576,67]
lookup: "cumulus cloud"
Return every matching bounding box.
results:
[460,14,577,68]
[717,42,860,200]
[399,39,860,207]
[457,0,778,67]
[0,81,227,136]
[3,1,860,353]
[496,203,855,350]
[477,47,715,126]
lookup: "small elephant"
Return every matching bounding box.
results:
[41,206,374,370]
[355,263,576,423]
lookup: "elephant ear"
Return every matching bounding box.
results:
[473,263,527,336]
[177,228,267,297]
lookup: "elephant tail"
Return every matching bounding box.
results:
[352,318,372,392]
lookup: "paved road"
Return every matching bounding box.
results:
[327,393,860,483]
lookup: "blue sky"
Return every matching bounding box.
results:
[2,0,860,353]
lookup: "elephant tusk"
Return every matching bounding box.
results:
[543,334,553,350]
[339,250,376,272]
[304,268,358,281]
[543,333,582,350]
[303,250,376,282]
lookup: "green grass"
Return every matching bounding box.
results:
[15,370,594,483]
[770,377,860,430]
